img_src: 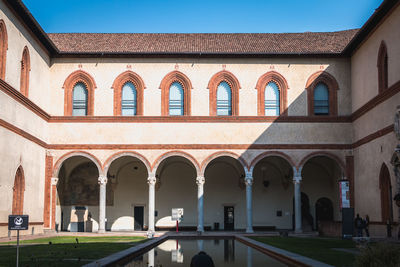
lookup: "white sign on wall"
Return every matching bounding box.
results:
[339,180,350,209]
[172,208,184,221]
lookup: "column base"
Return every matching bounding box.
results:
[197,226,204,233]
[294,229,303,234]
[98,229,106,234]
[246,228,254,234]
[147,230,155,238]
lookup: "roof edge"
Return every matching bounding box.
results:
[343,0,400,56]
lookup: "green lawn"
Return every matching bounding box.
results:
[0,236,146,267]
[252,236,357,267]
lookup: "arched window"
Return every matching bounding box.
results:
[20,46,30,97]
[313,83,329,115]
[208,70,240,116]
[265,81,280,116]
[306,71,338,116]
[160,71,192,116]
[63,70,96,115]
[169,82,184,115]
[72,82,88,116]
[216,81,232,116]
[379,163,393,223]
[377,41,388,93]
[0,20,7,80]
[121,82,137,116]
[12,166,25,215]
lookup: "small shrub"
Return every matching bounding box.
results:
[355,243,400,267]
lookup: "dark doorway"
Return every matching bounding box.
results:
[224,206,234,230]
[315,197,334,230]
[292,192,314,231]
[134,206,144,230]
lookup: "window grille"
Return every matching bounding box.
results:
[169,82,184,115]
[72,82,88,116]
[265,81,280,116]
[216,81,232,116]
[314,82,329,115]
[121,82,137,116]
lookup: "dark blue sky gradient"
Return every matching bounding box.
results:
[22,0,384,33]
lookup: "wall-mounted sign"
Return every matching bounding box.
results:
[339,181,350,209]
[8,215,29,231]
[172,208,184,221]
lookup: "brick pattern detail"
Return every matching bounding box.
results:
[43,155,52,228]
[12,166,25,215]
[62,70,97,115]
[306,71,338,116]
[51,182,57,229]
[159,70,193,116]
[377,40,388,94]
[0,20,7,80]
[112,70,146,115]
[208,70,241,116]
[20,46,30,97]
[345,156,355,208]
[255,71,289,116]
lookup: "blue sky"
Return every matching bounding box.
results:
[23,0,383,33]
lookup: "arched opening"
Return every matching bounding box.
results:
[56,156,102,232]
[105,155,149,231]
[154,155,198,230]
[121,82,137,116]
[252,156,293,230]
[12,166,25,215]
[377,41,388,93]
[204,156,246,230]
[0,19,7,80]
[301,155,342,232]
[20,46,30,97]
[315,197,334,230]
[379,163,393,223]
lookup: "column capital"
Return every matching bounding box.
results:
[293,167,302,183]
[147,175,156,185]
[98,176,108,185]
[196,176,205,185]
[51,177,59,186]
[245,177,253,186]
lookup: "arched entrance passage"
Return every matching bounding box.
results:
[153,155,198,230]
[315,197,334,225]
[104,154,150,231]
[56,155,101,232]
[379,163,393,223]
[12,166,25,215]
[251,155,293,230]
[203,155,246,230]
[300,154,343,231]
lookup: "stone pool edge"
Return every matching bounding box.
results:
[83,233,334,267]
[236,235,333,267]
[83,234,169,267]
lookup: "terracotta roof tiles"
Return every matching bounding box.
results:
[48,30,359,55]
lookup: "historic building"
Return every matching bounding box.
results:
[0,0,399,238]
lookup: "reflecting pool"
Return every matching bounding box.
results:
[122,238,287,267]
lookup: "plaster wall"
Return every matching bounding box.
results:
[0,1,51,112]
[49,58,351,116]
[351,4,400,111]
[0,127,46,235]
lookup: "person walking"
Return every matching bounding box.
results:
[354,214,363,237]
[364,215,370,237]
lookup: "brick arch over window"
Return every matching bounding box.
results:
[255,71,289,116]
[159,71,193,116]
[0,19,7,80]
[306,71,339,116]
[208,70,241,116]
[379,163,393,223]
[20,46,30,97]
[377,41,388,93]
[12,166,25,215]
[112,71,146,115]
[63,70,97,115]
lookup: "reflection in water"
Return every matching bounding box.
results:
[123,238,287,267]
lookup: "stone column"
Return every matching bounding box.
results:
[245,172,254,233]
[50,177,59,230]
[247,246,253,267]
[98,176,107,233]
[148,248,155,267]
[293,168,302,233]
[196,176,205,232]
[147,174,156,237]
